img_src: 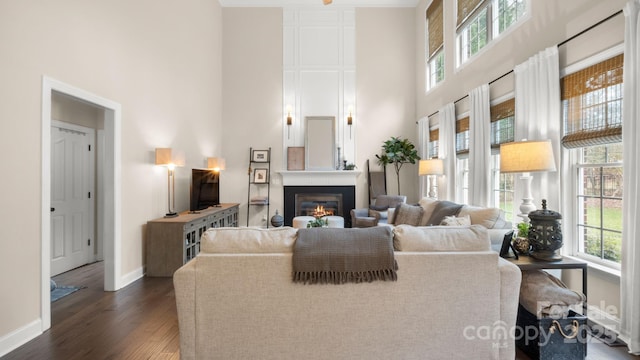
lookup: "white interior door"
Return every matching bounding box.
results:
[51,122,94,276]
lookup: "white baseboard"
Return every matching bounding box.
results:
[118,266,145,289]
[0,319,42,358]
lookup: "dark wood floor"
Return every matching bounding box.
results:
[2,262,179,360]
[3,261,638,359]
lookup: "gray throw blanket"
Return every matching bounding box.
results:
[292,226,398,284]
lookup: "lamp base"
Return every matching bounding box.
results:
[164,212,178,218]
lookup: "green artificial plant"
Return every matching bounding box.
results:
[516,222,530,238]
[375,136,420,195]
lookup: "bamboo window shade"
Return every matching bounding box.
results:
[490,98,515,148]
[561,54,623,148]
[429,128,439,157]
[427,0,443,58]
[457,0,485,28]
[456,116,470,154]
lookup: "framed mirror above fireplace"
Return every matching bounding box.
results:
[305,116,335,170]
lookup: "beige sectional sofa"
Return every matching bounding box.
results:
[173,225,522,360]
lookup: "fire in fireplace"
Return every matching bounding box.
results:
[284,186,355,227]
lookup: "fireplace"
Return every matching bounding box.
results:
[284,186,355,228]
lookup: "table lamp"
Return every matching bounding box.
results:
[500,139,556,222]
[419,158,444,199]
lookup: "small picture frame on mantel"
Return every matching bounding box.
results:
[287,147,305,170]
[252,149,269,163]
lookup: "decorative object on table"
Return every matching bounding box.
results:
[513,222,531,255]
[499,230,518,259]
[270,210,284,227]
[253,168,268,183]
[155,148,184,218]
[376,137,420,195]
[500,139,557,222]
[344,162,356,170]
[419,158,444,199]
[528,199,563,261]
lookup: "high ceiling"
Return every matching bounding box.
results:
[218,0,419,7]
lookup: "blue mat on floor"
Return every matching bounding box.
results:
[50,280,84,302]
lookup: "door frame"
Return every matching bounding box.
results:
[41,76,122,331]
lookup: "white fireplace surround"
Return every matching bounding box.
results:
[278,170,361,186]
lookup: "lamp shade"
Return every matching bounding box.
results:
[155,148,184,167]
[207,157,226,171]
[419,159,444,176]
[500,140,556,173]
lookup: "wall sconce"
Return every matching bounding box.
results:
[207,157,226,172]
[500,139,557,223]
[155,148,184,218]
[286,105,293,139]
[346,105,353,139]
[419,158,444,199]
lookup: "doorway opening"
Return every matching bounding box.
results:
[41,76,122,331]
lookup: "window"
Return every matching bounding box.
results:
[456,0,527,66]
[561,54,623,266]
[428,128,439,158]
[576,145,622,265]
[490,98,515,221]
[455,116,469,154]
[427,0,444,90]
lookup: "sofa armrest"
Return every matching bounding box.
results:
[497,258,522,360]
[173,259,197,360]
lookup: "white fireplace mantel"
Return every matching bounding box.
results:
[278,170,361,186]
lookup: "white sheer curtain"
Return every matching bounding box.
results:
[620,0,640,354]
[438,103,456,201]
[468,84,491,207]
[418,116,429,199]
[514,46,562,213]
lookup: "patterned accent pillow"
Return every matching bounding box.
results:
[393,203,424,226]
[440,215,471,226]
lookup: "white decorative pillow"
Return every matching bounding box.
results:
[201,227,297,253]
[458,205,502,229]
[440,215,471,226]
[392,224,490,252]
[418,197,439,226]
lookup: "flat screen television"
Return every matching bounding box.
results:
[190,168,220,212]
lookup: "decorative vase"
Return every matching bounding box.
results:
[270,210,284,227]
[513,237,530,255]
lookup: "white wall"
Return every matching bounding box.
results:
[356,8,417,204]
[0,0,222,353]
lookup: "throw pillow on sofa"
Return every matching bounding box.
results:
[458,205,502,229]
[425,201,464,225]
[440,215,471,226]
[393,203,423,226]
[418,197,439,226]
[393,224,491,252]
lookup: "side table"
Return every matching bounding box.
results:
[507,255,588,315]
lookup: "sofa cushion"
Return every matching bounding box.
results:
[393,203,423,226]
[418,197,439,226]
[201,226,298,253]
[440,215,471,226]
[425,201,464,225]
[458,205,503,229]
[393,224,491,252]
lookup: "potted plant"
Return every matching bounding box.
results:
[513,222,531,254]
[375,137,420,195]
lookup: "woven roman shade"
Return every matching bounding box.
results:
[490,98,515,148]
[561,54,623,148]
[457,0,485,28]
[427,0,443,58]
[429,128,439,157]
[456,116,470,154]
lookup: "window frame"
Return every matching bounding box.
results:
[456,0,529,68]
[560,45,625,271]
